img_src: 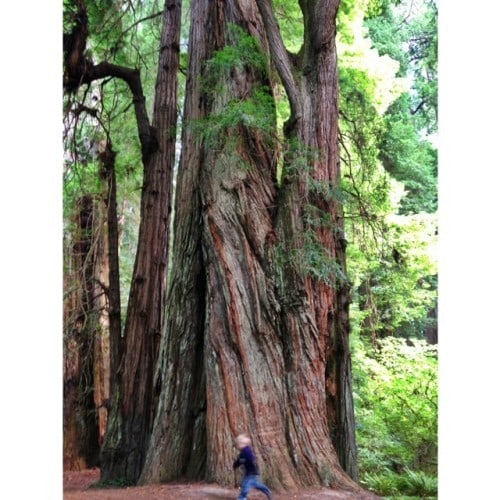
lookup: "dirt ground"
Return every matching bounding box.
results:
[63,469,380,499]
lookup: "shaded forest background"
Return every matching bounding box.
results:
[2,0,495,500]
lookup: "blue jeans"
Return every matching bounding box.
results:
[238,474,272,499]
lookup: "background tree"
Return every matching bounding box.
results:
[336,0,438,494]
[332,0,437,344]
[63,0,181,483]
[63,193,101,470]
[99,0,181,483]
[63,74,124,471]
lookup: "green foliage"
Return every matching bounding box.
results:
[280,138,317,180]
[302,229,348,286]
[337,0,410,226]
[402,468,438,497]
[348,210,437,339]
[275,227,347,288]
[362,468,437,497]
[192,24,275,149]
[364,2,408,75]
[365,0,438,206]
[341,7,439,487]
[339,66,385,178]
[379,96,437,214]
[353,336,438,483]
[273,0,304,52]
[337,0,438,345]
[193,87,276,148]
[202,24,268,96]
[337,0,364,45]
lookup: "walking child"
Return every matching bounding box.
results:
[233,434,272,500]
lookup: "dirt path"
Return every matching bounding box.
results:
[63,469,380,499]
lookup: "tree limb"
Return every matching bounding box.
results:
[63,0,157,163]
[84,62,157,162]
[255,0,301,120]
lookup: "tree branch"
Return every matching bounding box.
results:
[255,0,301,120]
[85,62,157,162]
[122,10,164,37]
[63,0,157,163]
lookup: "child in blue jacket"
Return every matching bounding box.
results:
[233,434,272,499]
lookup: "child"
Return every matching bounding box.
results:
[233,434,272,500]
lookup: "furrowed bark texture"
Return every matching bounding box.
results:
[92,214,111,448]
[139,0,210,484]
[199,0,291,489]
[93,141,121,449]
[98,141,123,393]
[63,141,122,469]
[99,0,181,484]
[142,0,289,487]
[63,195,101,470]
[258,0,358,483]
[143,0,359,493]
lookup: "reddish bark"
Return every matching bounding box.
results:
[142,0,359,493]
[99,0,181,484]
[63,196,100,471]
[257,0,358,481]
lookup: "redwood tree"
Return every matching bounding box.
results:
[63,195,101,471]
[256,0,358,479]
[63,0,182,483]
[63,138,122,469]
[141,0,359,492]
[99,0,182,483]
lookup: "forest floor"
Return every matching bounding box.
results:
[63,469,381,499]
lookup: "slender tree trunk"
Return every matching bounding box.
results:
[139,0,210,484]
[92,235,110,448]
[100,0,181,484]
[63,141,123,468]
[99,141,123,390]
[63,195,100,470]
[142,0,360,492]
[91,140,122,448]
[425,303,438,344]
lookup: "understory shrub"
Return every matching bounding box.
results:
[353,335,438,497]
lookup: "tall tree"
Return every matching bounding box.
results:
[99,0,182,483]
[63,0,182,483]
[256,0,358,481]
[63,194,101,470]
[342,0,438,344]
[141,0,360,492]
[365,0,438,214]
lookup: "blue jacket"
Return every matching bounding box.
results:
[233,445,259,476]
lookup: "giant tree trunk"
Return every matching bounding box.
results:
[99,0,181,484]
[142,0,359,492]
[256,0,358,481]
